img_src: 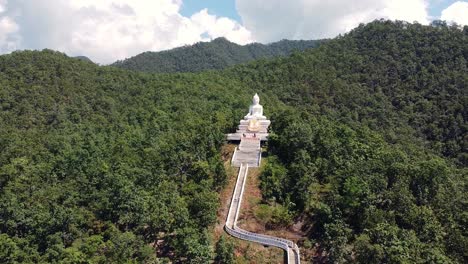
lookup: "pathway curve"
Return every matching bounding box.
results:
[225,137,301,264]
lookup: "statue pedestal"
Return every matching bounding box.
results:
[226,118,270,141]
[244,114,267,121]
[238,119,271,133]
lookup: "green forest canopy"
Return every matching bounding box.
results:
[0,20,466,263]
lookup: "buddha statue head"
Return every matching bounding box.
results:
[253,93,260,105]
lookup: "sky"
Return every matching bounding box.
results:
[0,0,466,64]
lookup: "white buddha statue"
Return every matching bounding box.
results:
[244,93,266,120]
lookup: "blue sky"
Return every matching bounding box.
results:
[428,0,462,17]
[181,0,241,22]
[181,0,461,24]
[0,0,466,63]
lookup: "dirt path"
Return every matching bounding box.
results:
[236,154,316,264]
[237,165,305,242]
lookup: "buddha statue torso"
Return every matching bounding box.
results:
[245,93,266,120]
[250,104,263,116]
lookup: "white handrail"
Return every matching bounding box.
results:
[225,162,300,264]
[231,147,238,165]
[226,163,242,227]
[235,164,248,226]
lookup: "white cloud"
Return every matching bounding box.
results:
[0,0,253,64]
[236,0,430,42]
[0,16,18,52]
[190,9,252,44]
[0,0,19,53]
[441,1,468,26]
[0,0,6,13]
[2,0,456,64]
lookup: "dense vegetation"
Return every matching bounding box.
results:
[112,37,323,73]
[0,51,257,263]
[0,20,466,263]
[243,20,467,263]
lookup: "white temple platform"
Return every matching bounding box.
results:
[231,137,261,167]
[227,132,269,141]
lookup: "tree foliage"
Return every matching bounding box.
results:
[0,20,466,263]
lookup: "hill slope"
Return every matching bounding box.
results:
[73,55,94,63]
[0,20,466,263]
[111,37,323,73]
[226,20,467,262]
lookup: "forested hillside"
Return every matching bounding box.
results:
[0,20,466,263]
[112,37,323,73]
[0,51,260,263]
[228,20,467,263]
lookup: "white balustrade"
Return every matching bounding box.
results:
[225,163,300,264]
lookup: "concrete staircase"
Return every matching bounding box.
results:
[231,137,261,167]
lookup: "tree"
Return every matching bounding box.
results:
[215,235,234,264]
[0,234,20,263]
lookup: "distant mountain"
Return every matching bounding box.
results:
[73,56,93,63]
[111,37,325,73]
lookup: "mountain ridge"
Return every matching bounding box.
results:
[111,37,325,73]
